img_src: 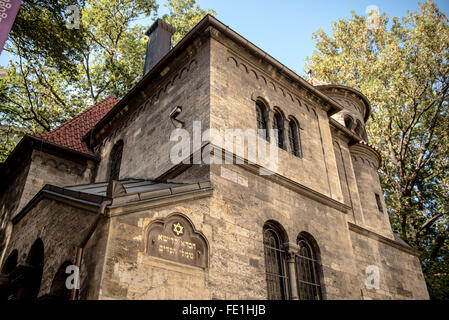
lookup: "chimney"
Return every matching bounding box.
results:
[143,19,176,76]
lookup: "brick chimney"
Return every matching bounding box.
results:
[143,19,176,76]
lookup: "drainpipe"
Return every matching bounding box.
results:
[70,200,111,300]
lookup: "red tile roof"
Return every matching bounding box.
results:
[34,96,119,156]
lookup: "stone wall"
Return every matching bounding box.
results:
[80,217,111,300]
[96,162,426,300]
[166,164,210,184]
[0,150,93,266]
[0,160,30,265]
[98,197,213,300]
[93,39,211,183]
[329,93,366,128]
[331,134,366,227]
[209,36,344,203]
[208,164,360,299]
[349,227,429,299]
[98,164,362,300]
[350,145,393,239]
[4,198,101,297]
[2,163,429,300]
[19,150,94,211]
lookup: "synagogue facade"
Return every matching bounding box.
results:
[0,15,429,300]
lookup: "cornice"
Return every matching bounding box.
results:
[205,144,350,213]
[348,222,420,257]
[238,161,350,213]
[12,181,213,224]
[316,85,371,122]
[155,143,351,214]
[107,188,213,217]
[349,141,382,169]
[86,14,346,144]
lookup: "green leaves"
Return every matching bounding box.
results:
[162,0,215,45]
[8,0,88,75]
[307,0,449,299]
[0,0,214,160]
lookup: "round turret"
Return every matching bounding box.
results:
[349,142,393,238]
[316,85,371,142]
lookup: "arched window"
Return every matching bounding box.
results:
[263,223,288,300]
[256,101,268,141]
[354,120,363,138]
[295,234,323,300]
[1,250,18,300]
[108,140,124,181]
[1,250,18,274]
[288,119,302,158]
[362,128,368,141]
[50,261,74,300]
[344,115,354,130]
[272,111,285,149]
[14,239,44,300]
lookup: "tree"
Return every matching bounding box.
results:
[306,0,449,299]
[0,0,215,160]
[7,0,88,76]
[162,0,215,45]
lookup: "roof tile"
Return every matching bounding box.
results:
[34,96,119,156]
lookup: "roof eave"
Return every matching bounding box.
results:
[12,181,213,224]
[329,118,361,144]
[316,84,371,122]
[27,135,101,161]
[86,14,344,142]
[85,15,215,142]
[1,134,100,185]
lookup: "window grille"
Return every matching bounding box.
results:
[263,227,288,300]
[288,121,302,158]
[273,112,284,149]
[295,237,323,300]
[256,102,268,141]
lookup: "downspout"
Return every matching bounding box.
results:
[70,200,111,300]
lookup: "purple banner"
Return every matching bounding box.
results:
[0,0,22,54]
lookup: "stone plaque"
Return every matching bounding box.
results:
[146,214,208,268]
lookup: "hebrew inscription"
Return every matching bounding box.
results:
[146,214,208,268]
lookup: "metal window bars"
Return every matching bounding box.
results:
[295,239,322,300]
[263,228,289,300]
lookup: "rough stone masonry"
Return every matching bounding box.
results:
[0,15,429,300]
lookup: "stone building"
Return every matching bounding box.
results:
[0,15,429,300]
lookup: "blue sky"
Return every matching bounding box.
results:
[192,0,449,76]
[1,0,448,77]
